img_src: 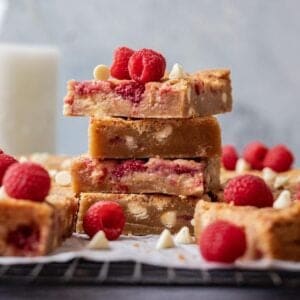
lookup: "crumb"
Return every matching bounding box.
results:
[133,242,140,248]
[178,253,186,261]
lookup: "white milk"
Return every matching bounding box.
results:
[0,44,59,155]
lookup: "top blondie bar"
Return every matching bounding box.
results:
[64,69,232,118]
[63,47,232,118]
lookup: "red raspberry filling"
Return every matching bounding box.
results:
[111,160,147,179]
[222,145,239,170]
[74,81,114,97]
[199,220,247,263]
[128,48,166,83]
[110,46,135,80]
[83,201,125,240]
[7,225,40,253]
[115,81,145,104]
[153,163,199,175]
[263,144,294,172]
[243,141,268,170]
[224,174,274,208]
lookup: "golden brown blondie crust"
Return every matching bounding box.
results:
[0,199,55,256]
[0,184,77,257]
[63,69,232,118]
[194,200,300,261]
[76,193,207,235]
[88,116,221,159]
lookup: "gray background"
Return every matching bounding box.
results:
[0,0,299,162]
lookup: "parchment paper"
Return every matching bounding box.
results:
[0,234,300,271]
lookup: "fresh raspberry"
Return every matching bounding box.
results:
[3,162,51,202]
[243,141,268,170]
[263,144,294,172]
[115,81,145,104]
[222,145,239,170]
[128,48,166,83]
[83,201,125,240]
[0,149,3,154]
[111,160,147,179]
[110,46,135,80]
[7,225,40,253]
[224,174,273,207]
[0,153,18,184]
[199,220,247,263]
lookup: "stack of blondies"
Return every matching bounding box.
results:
[64,61,232,235]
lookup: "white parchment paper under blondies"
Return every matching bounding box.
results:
[0,234,300,270]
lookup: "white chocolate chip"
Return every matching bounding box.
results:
[125,136,138,149]
[0,186,7,199]
[55,170,71,186]
[274,175,289,189]
[48,169,58,178]
[128,202,148,220]
[188,107,196,116]
[222,92,227,104]
[160,211,177,228]
[155,125,173,142]
[235,158,251,174]
[156,229,175,249]
[262,167,277,185]
[169,63,186,80]
[93,64,110,81]
[190,218,195,226]
[30,152,50,164]
[273,190,292,209]
[61,158,72,170]
[87,231,110,250]
[174,227,194,244]
[19,156,28,163]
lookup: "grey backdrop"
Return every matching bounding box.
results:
[0,0,299,163]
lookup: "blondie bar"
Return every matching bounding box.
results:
[71,156,220,196]
[194,200,300,261]
[63,69,232,118]
[88,116,221,159]
[0,184,77,256]
[76,193,206,235]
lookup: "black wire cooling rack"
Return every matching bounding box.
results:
[0,259,300,287]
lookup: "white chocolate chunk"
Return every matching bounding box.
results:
[273,175,289,189]
[128,202,148,220]
[174,227,194,244]
[262,167,277,185]
[48,169,58,178]
[55,170,71,186]
[222,92,227,104]
[0,186,7,199]
[160,211,177,228]
[235,158,251,174]
[61,158,72,170]
[156,229,175,249]
[93,64,110,80]
[30,152,49,164]
[155,125,173,142]
[169,63,186,79]
[125,136,138,149]
[87,231,110,250]
[273,190,292,209]
[19,156,28,163]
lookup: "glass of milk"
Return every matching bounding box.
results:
[0,44,59,155]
